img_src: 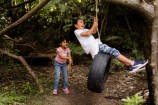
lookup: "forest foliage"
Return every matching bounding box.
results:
[0,0,151,104]
[0,0,148,57]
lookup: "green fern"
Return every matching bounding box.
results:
[122,94,145,105]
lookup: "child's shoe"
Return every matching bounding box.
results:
[129,60,148,73]
[63,88,70,94]
[52,89,57,95]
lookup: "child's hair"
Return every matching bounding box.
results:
[73,17,82,26]
[65,17,82,44]
[59,36,69,45]
[59,36,69,46]
[66,17,83,43]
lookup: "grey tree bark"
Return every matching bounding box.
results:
[151,0,158,104]
[105,0,154,19]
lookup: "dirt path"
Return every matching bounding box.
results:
[27,65,148,105]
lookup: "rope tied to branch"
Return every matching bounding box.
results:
[95,0,101,41]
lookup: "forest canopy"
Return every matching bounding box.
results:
[0,0,149,56]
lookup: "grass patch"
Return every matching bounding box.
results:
[0,91,26,105]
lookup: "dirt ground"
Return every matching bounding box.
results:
[26,64,148,105]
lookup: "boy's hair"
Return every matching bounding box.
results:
[66,17,83,43]
[73,17,83,25]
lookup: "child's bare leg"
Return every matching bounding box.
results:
[116,54,134,66]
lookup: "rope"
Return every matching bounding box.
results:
[95,0,101,41]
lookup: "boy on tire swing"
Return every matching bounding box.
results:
[73,16,148,73]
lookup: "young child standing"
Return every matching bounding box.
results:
[73,16,148,73]
[52,37,73,95]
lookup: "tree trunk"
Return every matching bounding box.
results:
[0,49,44,93]
[102,0,156,104]
[0,0,50,37]
[151,1,158,104]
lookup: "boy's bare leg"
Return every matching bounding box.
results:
[116,54,134,66]
[115,54,148,73]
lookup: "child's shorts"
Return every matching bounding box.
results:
[98,44,120,58]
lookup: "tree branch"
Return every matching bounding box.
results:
[15,44,38,53]
[0,0,50,37]
[102,0,154,20]
[0,48,44,93]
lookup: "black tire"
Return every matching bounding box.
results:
[87,53,111,93]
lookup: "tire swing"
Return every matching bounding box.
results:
[87,0,111,93]
[87,53,111,93]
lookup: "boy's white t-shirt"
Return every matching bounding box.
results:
[74,29,101,58]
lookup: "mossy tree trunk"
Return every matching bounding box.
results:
[151,1,158,104]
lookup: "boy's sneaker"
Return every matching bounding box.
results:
[129,60,148,73]
[53,89,57,95]
[63,88,70,94]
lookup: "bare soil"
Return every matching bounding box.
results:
[26,64,148,105]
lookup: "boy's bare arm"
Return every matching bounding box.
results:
[80,17,98,36]
[92,16,98,34]
[92,25,97,34]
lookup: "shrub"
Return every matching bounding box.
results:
[122,94,145,105]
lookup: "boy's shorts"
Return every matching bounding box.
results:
[98,44,120,58]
